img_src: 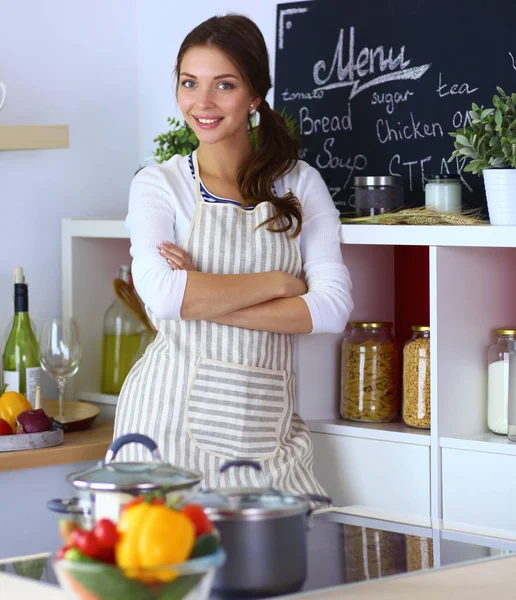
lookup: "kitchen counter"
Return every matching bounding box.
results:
[284,554,516,600]
[3,553,515,600]
[0,419,114,472]
[3,511,516,599]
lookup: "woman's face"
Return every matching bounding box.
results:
[178,45,259,146]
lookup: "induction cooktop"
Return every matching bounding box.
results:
[2,511,515,597]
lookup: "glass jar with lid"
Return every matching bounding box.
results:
[424,174,462,213]
[487,328,516,435]
[402,326,431,429]
[353,176,404,217]
[341,322,399,423]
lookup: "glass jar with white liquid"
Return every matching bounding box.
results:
[487,328,516,435]
[425,174,462,213]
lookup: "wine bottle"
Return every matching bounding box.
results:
[2,267,41,406]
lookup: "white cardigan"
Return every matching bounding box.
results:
[126,152,353,334]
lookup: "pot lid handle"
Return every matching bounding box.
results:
[103,433,162,465]
[215,459,272,490]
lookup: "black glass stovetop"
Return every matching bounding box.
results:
[2,511,515,597]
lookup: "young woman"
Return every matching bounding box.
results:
[113,14,353,495]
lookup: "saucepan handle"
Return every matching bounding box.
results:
[305,494,333,530]
[104,433,162,464]
[46,497,91,516]
[307,494,332,506]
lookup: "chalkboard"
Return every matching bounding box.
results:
[274,0,516,216]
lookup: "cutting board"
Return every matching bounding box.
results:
[0,426,64,452]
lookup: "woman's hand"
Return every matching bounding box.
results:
[158,242,197,271]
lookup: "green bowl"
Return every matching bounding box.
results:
[53,548,225,600]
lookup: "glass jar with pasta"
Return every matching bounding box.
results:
[343,525,407,582]
[340,322,399,423]
[402,326,431,429]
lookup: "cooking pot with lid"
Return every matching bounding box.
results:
[188,459,331,597]
[47,433,202,528]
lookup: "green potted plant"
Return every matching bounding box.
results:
[448,87,516,225]
[152,110,299,164]
[152,117,199,164]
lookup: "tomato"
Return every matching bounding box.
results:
[0,418,13,436]
[181,504,213,537]
[92,519,120,549]
[56,545,71,560]
[96,545,116,564]
[69,528,102,559]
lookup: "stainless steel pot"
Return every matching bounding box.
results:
[190,459,331,597]
[47,433,202,528]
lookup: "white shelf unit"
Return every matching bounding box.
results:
[307,419,430,445]
[61,219,131,416]
[62,219,516,536]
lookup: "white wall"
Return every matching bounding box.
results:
[0,0,289,339]
[0,0,313,398]
[0,1,139,362]
[136,0,294,164]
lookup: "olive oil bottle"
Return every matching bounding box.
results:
[100,266,141,394]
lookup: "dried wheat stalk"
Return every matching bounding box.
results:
[340,207,487,226]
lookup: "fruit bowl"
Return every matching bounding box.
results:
[53,548,225,600]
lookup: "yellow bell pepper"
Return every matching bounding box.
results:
[0,391,32,431]
[116,502,195,583]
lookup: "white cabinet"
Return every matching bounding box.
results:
[62,218,516,535]
[312,432,431,525]
[442,447,516,538]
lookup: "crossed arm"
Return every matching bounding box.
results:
[158,242,313,334]
[128,164,353,336]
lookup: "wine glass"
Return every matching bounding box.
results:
[39,318,83,422]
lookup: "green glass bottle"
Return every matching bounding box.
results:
[2,267,41,405]
[100,266,141,394]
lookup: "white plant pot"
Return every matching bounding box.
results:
[483,169,516,225]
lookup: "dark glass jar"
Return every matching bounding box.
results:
[353,175,404,217]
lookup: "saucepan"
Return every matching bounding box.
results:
[186,459,332,597]
[47,433,202,528]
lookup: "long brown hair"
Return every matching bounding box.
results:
[175,14,302,237]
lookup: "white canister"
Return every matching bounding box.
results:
[487,328,516,435]
[425,175,462,213]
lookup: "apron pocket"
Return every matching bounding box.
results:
[186,357,287,461]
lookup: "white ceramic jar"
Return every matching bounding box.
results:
[425,174,462,213]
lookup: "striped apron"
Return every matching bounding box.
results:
[114,154,326,496]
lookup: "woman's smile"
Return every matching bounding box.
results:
[193,115,224,129]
